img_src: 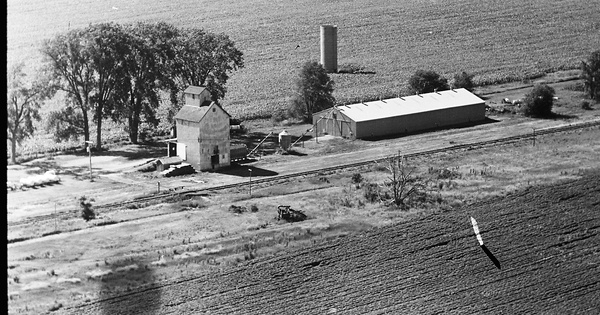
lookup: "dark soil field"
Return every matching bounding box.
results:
[59,170,600,314]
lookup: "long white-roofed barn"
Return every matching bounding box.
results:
[173,86,231,171]
[312,88,486,139]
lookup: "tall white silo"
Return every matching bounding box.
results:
[320,25,338,73]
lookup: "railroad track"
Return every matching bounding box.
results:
[7,119,600,236]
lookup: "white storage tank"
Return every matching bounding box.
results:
[279,130,292,151]
[320,25,338,73]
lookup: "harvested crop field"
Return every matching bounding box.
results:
[60,170,600,314]
[7,0,600,119]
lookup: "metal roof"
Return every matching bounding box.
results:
[174,103,231,122]
[183,86,209,95]
[327,88,484,122]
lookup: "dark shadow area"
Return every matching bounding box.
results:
[81,142,166,160]
[283,149,307,156]
[232,131,279,156]
[480,244,501,270]
[362,117,500,142]
[545,112,579,120]
[98,256,161,315]
[215,165,279,177]
[336,70,377,75]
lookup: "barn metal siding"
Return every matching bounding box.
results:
[313,110,356,138]
[354,103,485,138]
[313,89,486,139]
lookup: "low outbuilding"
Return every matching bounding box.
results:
[312,88,486,139]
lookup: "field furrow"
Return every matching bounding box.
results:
[56,171,600,314]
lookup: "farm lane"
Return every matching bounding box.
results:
[60,170,600,314]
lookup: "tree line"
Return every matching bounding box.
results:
[7,21,243,163]
[289,50,600,122]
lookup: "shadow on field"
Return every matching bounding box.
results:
[71,142,166,160]
[97,257,161,315]
[480,244,501,270]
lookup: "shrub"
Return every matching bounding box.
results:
[79,196,95,221]
[521,84,555,117]
[452,71,474,91]
[270,107,288,123]
[581,50,600,102]
[408,70,449,94]
[581,100,593,110]
[351,173,363,184]
[250,204,259,212]
[363,183,382,203]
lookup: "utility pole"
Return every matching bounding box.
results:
[532,128,536,147]
[248,169,253,196]
[85,141,94,181]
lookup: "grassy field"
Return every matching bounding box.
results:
[7,0,600,121]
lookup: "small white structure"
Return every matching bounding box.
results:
[278,130,292,151]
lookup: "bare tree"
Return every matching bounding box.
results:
[378,154,426,208]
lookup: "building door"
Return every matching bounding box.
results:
[177,143,187,160]
[211,154,219,168]
[211,145,220,168]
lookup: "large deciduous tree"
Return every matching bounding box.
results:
[290,61,335,122]
[87,23,131,149]
[7,63,54,164]
[42,22,244,145]
[107,22,179,144]
[408,70,449,94]
[42,28,95,143]
[172,29,244,103]
[581,50,600,102]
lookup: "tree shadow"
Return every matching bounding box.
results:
[68,142,167,161]
[97,256,161,315]
[480,244,501,270]
[546,112,579,120]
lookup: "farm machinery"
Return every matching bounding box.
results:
[277,205,307,222]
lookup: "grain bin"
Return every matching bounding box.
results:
[320,25,338,73]
[278,130,292,151]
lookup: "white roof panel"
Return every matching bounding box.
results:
[334,88,484,122]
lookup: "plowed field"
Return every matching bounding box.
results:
[61,171,600,314]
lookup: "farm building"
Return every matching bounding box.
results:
[172,86,231,171]
[312,88,486,139]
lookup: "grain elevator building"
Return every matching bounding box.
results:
[173,86,231,171]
